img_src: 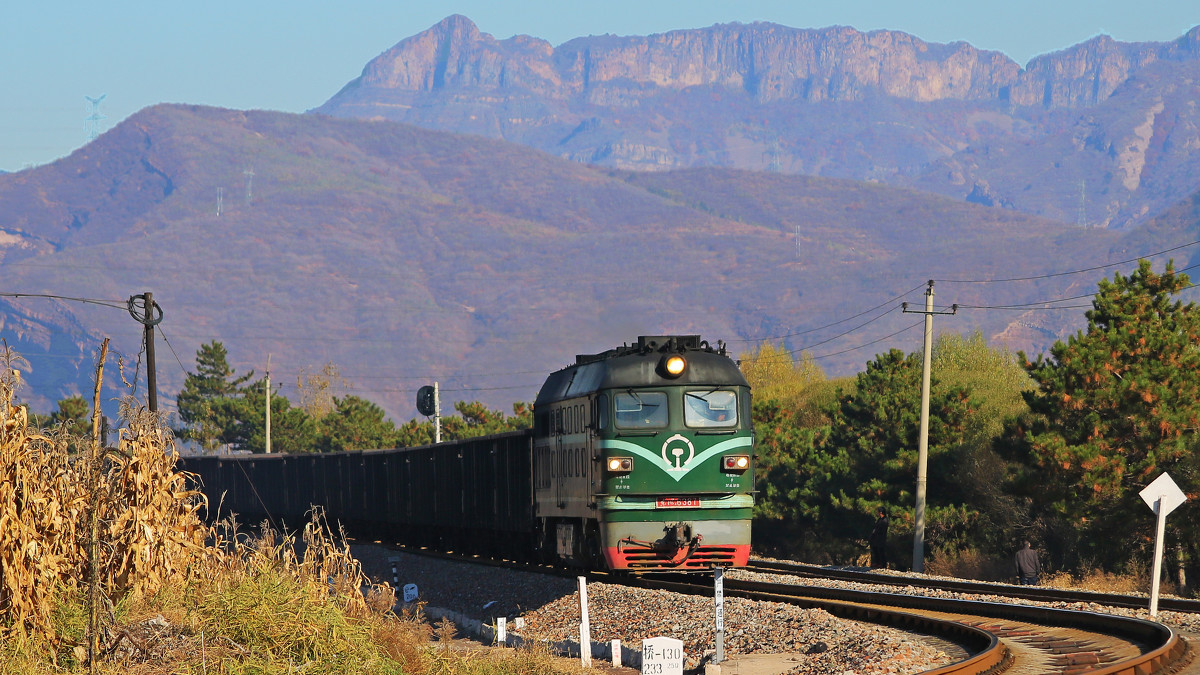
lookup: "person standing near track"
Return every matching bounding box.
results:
[1015,541,1041,585]
[869,510,889,569]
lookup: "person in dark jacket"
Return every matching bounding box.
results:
[1015,541,1041,585]
[869,510,889,569]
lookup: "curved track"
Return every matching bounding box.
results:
[715,567,1190,674]
[378,545,1190,674]
[747,559,1200,614]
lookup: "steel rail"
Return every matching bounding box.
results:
[747,558,1200,614]
[374,546,1188,674]
[629,574,1007,674]
[723,575,1187,675]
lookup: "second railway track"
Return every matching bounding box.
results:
[640,571,1187,674]
[746,558,1200,615]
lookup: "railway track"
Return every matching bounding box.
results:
[636,572,1188,674]
[369,545,1190,673]
[746,558,1200,614]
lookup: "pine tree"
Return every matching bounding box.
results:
[1014,260,1200,568]
[176,341,254,451]
[823,349,976,554]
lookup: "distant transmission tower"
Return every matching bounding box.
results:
[243,167,255,203]
[217,187,224,217]
[84,94,107,141]
[764,140,783,173]
[1077,180,1087,228]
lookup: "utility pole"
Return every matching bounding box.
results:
[144,291,157,412]
[127,293,163,411]
[434,381,441,444]
[902,281,956,573]
[265,353,272,454]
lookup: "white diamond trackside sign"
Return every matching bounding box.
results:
[1140,472,1187,516]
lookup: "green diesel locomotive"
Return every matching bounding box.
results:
[533,335,753,570]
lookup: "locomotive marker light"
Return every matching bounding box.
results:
[722,455,750,472]
[1140,472,1187,617]
[607,457,633,472]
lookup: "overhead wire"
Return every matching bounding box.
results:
[0,292,127,310]
[934,239,1200,284]
[810,320,925,360]
[730,282,928,343]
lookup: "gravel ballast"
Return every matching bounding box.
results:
[350,545,953,674]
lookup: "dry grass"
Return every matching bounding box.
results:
[925,547,1169,596]
[0,346,590,675]
[925,547,1015,582]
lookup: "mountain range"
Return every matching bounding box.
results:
[0,17,1199,424]
[317,16,1200,231]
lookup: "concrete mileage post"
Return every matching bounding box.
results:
[642,636,684,675]
[1139,472,1188,618]
[713,567,725,664]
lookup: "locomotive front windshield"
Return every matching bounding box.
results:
[615,391,668,429]
[684,389,738,428]
[611,389,741,430]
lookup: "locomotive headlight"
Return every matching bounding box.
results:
[722,455,750,472]
[660,354,687,378]
[606,457,633,473]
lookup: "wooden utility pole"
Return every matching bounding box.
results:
[87,338,108,672]
[143,292,157,412]
[128,293,162,412]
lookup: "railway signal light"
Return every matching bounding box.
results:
[416,385,436,416]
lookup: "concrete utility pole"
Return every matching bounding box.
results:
[434,381,441,444]
[902,281,956,574]
[265,353,272,454]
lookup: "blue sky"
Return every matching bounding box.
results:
[2,1,1196,172]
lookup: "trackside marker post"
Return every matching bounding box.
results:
[579,576,592,667]
[642,636,684,675]
[714,567,725,664]
[1140,472,1187,618]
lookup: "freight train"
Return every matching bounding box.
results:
[179,335,754,571]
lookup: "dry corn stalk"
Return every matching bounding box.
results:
[0,345,211,642]
[0,350,86,639]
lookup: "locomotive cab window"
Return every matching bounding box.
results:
[684,389,738,428]
[615,391,668,429]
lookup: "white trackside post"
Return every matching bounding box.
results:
[579,576,592,667]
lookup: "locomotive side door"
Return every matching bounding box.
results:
[554,406,564,510]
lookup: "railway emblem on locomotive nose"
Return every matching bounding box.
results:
[661,434,695,471]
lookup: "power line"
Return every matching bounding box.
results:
[809,320,924,361]
[935,239,1200,284]
[732,282,927,343]
[0,292,126,310]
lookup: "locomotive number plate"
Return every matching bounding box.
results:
[656,497,700,508]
